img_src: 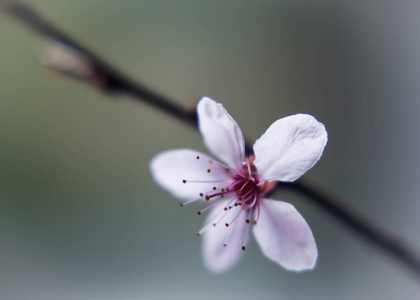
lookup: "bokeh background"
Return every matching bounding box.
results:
[1,1,420,299]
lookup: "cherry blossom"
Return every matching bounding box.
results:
[150,97,327,273]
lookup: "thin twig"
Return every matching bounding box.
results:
[3,0,420,280]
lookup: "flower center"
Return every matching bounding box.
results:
[181,154,275,251]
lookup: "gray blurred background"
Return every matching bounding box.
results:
[1,0,420,299]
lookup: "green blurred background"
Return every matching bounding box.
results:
[1,0,420,299]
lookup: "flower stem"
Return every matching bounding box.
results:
[3,0,420,280]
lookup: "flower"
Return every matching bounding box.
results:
[150,97,328,273]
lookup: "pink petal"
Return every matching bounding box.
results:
[202,200,249,273]
[253,114,327,182]
[253,198,317,271]
[149,149,229,200]
[197,97,245,170]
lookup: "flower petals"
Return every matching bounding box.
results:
[197,97,245,170]
[253,198,317,271]
[149,149,229,200]
[202,200,248,273]
[253,114,327,182]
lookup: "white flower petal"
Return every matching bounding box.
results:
[197,97,245,170]
[202,200,249,273]
[253,198,317,271]
[253,114,327,182]
[149,149,229,200]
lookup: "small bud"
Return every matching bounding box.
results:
[41,40,95,81]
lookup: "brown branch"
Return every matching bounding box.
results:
[3,0,420,280]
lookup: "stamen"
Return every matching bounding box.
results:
[213,161,245,178]
[244,192,258,209]
[225,207,243,227]
[223,215,238,247]
[197,183,235,203]
[198,196,228,214]
[182,179,224,184]
[242,212,252,251]
[211,206,232,227]
[197,204,232,235]
[245,159,252,175]
[181,194,206,206]
[245,207,253,225]
[238,181,251,193]
[245,159,255,181]
[254,200,261,225]
[223,198,237,212]
[204,190,232,201]
[220,181,235,194]
[196,155,200,159]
